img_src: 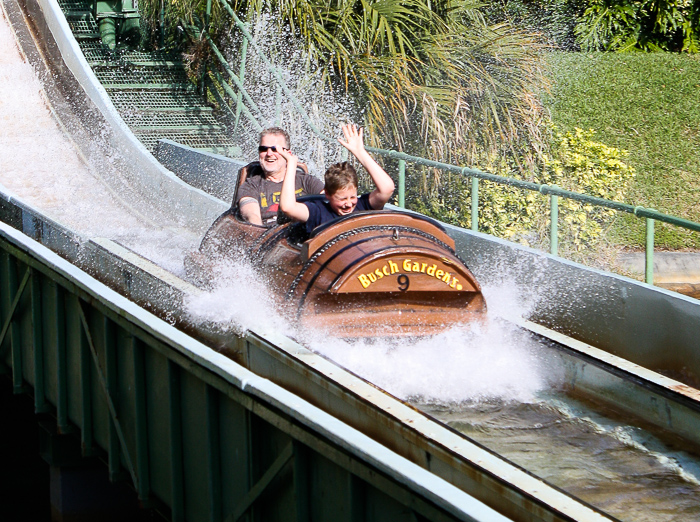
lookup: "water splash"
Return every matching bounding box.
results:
[182,244,558,404]
[183,255,294,336]
[224,13,355,176]
[305,318,560,404]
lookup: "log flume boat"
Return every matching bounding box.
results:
[185,169,486,338]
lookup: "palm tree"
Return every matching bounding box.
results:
[270,0,548,165]
[142,0,549,175]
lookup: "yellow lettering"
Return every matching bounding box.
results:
[420,263,427,273]
[382,265,390,276]
[403,259,412,272]
[358,274,371,289]
[457,283,463,290]
[368,273,377,283]
[427,264,437,276]
[442,272,451,283]
[450,277,458,288]
[412,262,420,272]
[389,260,399,274]
[375,268,384,279]
[435,269,444,279]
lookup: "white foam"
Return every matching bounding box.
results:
[182,245,557,404]
[306,318,558,404]
[184,256,294,336]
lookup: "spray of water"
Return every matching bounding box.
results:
[184,254,294,336]
[223,14,355,176]
[1,14,205,273]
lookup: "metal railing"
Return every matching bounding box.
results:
[184,0,700,286]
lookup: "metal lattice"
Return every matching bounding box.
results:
[67,17,99,36]
[134,130,236,152]
[59,0,239,156]
[94,67,189,87]
[122,110,220,128]
[58,0,92,11]
[81,43,182,64]
[109,91,207,111]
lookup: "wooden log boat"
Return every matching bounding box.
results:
[185,161,485,337]
[185,196,486,338]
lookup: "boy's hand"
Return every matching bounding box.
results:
[338,124,365,157]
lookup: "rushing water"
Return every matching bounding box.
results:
[3,11,700,520]
[424,393,700,521]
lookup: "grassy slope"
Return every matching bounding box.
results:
[544,52,700,249]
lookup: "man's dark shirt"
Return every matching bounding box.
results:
[237,171,324,222]
[302,193,373,234]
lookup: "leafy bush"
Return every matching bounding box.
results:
[411,128,636,252]
[491,0,699,52]
[576,0,698,52]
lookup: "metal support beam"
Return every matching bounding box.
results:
[293,441,310,522]
[54,283,68,431]
[168,360,185,522]
[226,442,294,522]
[206,385,222,522]
[32,268,48,413]
[0,264,30,359]
[77,303,137,487]
[133,337,150,502]
[77,294,94,455]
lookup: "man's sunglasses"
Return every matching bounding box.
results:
[258,145,284,153]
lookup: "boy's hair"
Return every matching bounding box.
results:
[324,162,358,195]
[259,127,290,149]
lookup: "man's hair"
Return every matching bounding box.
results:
[324,162,358,196]
[259,127,290,149]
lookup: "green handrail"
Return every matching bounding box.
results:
[186,0,700,286]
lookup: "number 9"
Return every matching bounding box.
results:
[397,274,410,292]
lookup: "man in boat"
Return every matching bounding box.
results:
[278,124,395,233]
[236,128,324,226]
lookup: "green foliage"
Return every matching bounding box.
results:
[540,128,635,248]
[138,0,550,168]
[487,0,585,50]
[411,128,636,252]
[576,0,698,52]
[490,0,699,52]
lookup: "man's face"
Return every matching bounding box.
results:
[258,133,288,177]
[328,185,358,216]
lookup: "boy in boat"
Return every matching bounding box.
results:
[278,124,395,233]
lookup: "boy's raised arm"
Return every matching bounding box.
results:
[278,148,310,222]
[338,124,395,210]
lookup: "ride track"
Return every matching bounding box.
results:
[2,0,700,520]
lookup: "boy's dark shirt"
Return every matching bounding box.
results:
[302,193,373,234]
